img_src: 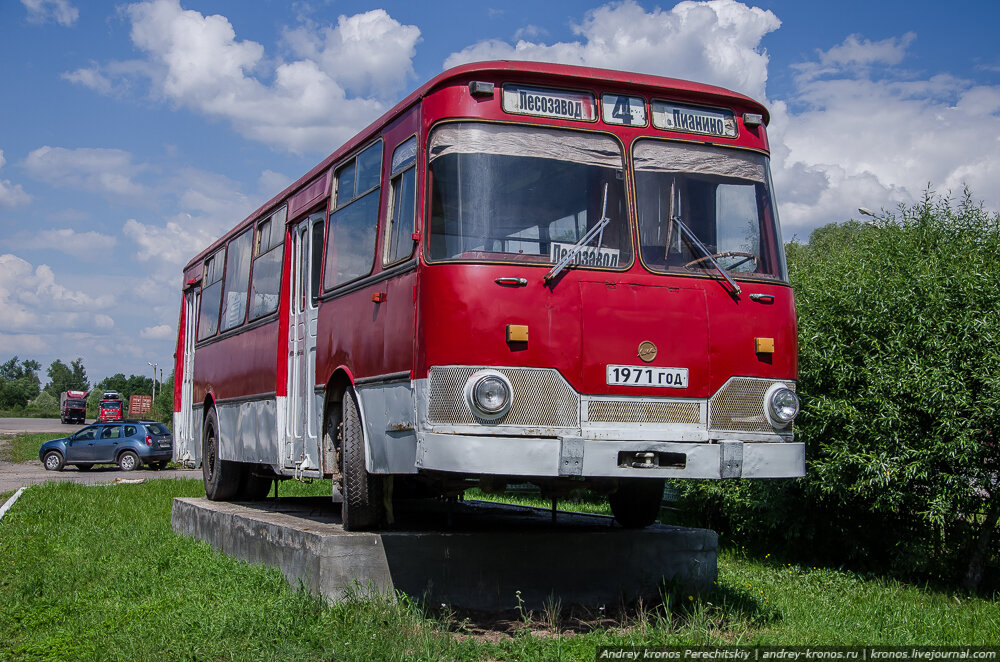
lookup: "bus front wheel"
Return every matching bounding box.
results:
[339,389,383,531]
[203,407,241,501]
[609,478,664,529]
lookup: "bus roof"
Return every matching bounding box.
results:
[183,60,769,273]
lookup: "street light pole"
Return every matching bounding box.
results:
[148,361,157,402]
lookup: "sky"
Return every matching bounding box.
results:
[2,0,999,387]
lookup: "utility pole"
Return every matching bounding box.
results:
[148,361,157,401]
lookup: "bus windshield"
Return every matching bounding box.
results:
[634,140,787,281]
[428,123,631,268]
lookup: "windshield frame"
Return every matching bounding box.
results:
[631,137,788,284]
[424,121,634,273]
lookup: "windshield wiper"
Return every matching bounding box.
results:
[544,183,611,284]
[671,215,741,296]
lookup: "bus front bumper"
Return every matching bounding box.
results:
[414,433,805,480]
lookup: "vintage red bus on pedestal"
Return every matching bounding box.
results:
[172,61,803,530]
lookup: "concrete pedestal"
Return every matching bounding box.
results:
[171,496,716,611]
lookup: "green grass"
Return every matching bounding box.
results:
[465,486,615,516]
[1,480,998,662]
[0,432,62,464]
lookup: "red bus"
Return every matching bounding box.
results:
[173,61,802,530]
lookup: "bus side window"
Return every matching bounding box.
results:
[197,250,224,340]
[324,140,383,290]
[220,228,253,331]
[249,206,287,320]
[383,136,417,266]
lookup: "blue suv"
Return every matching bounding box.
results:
[40,420,173,472]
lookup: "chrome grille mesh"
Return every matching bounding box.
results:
[709,378,795,433]
[428,367,578,426]
[587,399,701,424]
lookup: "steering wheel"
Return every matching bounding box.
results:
[684,251,758,270]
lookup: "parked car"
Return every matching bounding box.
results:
[39,420,173,472]
[97,398,124,422]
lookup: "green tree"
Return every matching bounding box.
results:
[675,189,1000,591]
[150,372,174,425]
[0,357,42,409]
[28,390,59,413]
[44,358,89,396]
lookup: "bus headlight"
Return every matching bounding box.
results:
[465,370,512,420]
[765,384,799,428]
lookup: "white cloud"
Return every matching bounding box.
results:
[140,324,173,339]
[8,228,117,258]
[123,217,215,269]
[258,169,293,197]
[23,146,148,198]
[21,0,78,27]
[98,0,422,153]
[0,254,114,335]
[444,0,781,102]
[819,32,915,69]
[0,150,32,208]
[771,35,1000,235]
[283,9,421,100]
[61,65,113,94]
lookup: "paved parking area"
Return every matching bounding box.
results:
[0,418,200,493]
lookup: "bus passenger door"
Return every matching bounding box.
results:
[175,287,198,465]
[284,213,324,473]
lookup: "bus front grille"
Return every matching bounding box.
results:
[586,399,702,424]
[708,377,795,434]
[428,366,578,427]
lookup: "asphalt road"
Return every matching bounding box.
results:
[0,417,89,435]
[0,417,201,494]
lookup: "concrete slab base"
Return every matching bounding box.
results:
[171,496,717,611]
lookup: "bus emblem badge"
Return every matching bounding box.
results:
[638,341,657,363]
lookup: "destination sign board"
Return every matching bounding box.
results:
[502,85,596,122]
[651,101,737,138]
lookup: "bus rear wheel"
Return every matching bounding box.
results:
[609,478,665,529]
[339,389,383,531]
[203,407,240,501]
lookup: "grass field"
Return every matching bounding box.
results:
[1,480,998,661]
[0,432,61,464]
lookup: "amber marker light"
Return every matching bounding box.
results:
[755,337,775,354]
[506,324,529,343]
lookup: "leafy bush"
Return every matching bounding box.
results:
[673,189,1000,591]
[25,391,59,417]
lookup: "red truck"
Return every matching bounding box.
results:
[98,391,124,422]
[60,390,88,424]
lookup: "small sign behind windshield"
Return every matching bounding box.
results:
[503,85,596,122]
[651,101,737,138]
[550,242,620,268]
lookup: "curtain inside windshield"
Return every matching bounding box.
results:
[428,123,631,268]
[633,140,787,281]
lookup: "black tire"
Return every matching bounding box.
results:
[237,464,273,500]
[609,478,665,529]
[43,451,64,471]
[202,407,241,500]
[340,389,383,531]
[76,463,93,471]
[118,450,140,472]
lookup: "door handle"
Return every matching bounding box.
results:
[495,277,527,287]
